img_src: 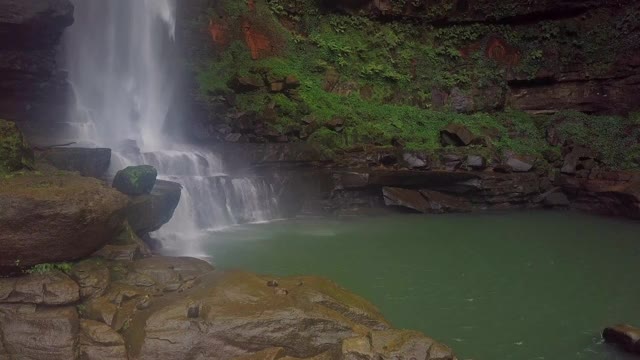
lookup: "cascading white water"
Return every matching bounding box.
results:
[64,0,278,254]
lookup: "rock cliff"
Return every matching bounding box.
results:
[0,0,74,138]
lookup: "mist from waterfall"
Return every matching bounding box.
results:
[64,0,278,255]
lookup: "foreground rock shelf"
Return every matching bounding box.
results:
[0,255,457,360]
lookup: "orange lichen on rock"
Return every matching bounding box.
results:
[460,36,520,68]
[485,37,520,67]
[242,20,272,60]
[209,19,228,46]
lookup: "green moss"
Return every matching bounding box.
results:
[192,0,640,169]
[26,262,74,274]
[548,111,640,169]
[112,165,157,195]
[0,119,34,174]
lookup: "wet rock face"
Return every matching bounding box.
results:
[125,179,182,236]
[0,0,74,131]
[561,171,640,219]
[38,147,112,179]
[0,172,129,269]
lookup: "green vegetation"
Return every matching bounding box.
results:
[26,262,74,274]
[548,111,640,169]
[112,165,157,195]
[192,0,640,169]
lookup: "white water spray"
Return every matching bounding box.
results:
[64,0,278,255]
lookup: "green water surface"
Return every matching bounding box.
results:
[203,211,640,360]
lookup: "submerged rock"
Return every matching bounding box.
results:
[0,119,34,173]
[112,165,158,196]
[603,324,640,354]
[0,172,128,269]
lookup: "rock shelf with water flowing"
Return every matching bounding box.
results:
[63,0,278,253]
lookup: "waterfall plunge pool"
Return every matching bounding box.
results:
[200,211,640,360]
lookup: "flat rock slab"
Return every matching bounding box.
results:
[39,147,111,178]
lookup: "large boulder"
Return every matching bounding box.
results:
[561,145,596,175]
[39,147,111,178]
[440,124,475,147]
[0,172,129,269]
[504,154,535,173]
[0,304,79,360]
[0,119,33,173]
[383,187,430,213]
[125,180,182,235]
[112,165,158,196]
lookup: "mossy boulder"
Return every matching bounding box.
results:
[0,119,34,174]
[112,165,158,196]
[0,172,129,270]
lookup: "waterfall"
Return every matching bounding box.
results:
[63,0,278,255]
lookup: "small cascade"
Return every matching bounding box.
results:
[63,0,279,253]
